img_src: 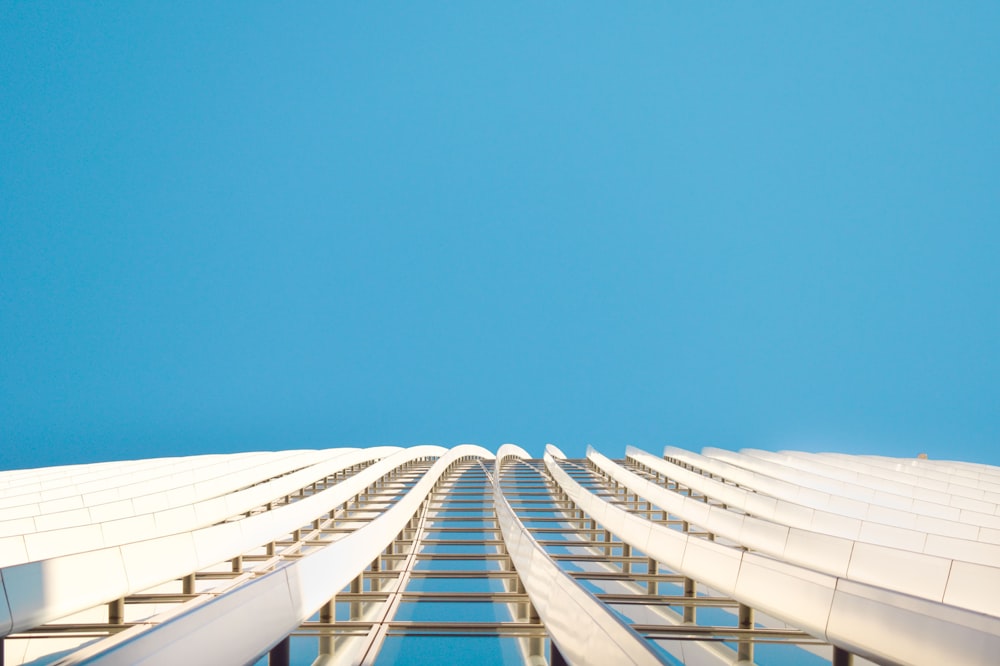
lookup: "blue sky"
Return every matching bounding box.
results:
[2,4,998,470]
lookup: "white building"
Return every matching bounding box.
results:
[1,444,998,665]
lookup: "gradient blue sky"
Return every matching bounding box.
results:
[2,4,998,470]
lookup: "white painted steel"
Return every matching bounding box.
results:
[779,449,1000,510]
[855,454,1000,487]
[0,454,256,511]
[619,448,1000,616]
[11,452,312,518]
[546,452,1000,666]
[724,449,1000,529]
[493,446,667,666]
[63,445,492,666]
[0,446,407,634]
[1,445,998,665]
[797,451,1000,499]
[665,446,987,542]
[544,444,567,459]
[0,448,389,567]
[0,450,339,537]
[643,447,1000,571]
[824,451,1000,502]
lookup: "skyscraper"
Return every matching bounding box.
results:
[1,444,998,665]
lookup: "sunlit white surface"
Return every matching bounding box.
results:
[1,445,998,666]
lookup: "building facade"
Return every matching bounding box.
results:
[1,444,998,665]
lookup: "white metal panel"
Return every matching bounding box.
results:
[4,549,130,632]
[846,542,951,602]
[32,508,92,532]
[911,488,957,510]
[190,521,245,569]
[0,517,37,539]
[913,513,977,540]
[824,494,870,520]
[544,444,568,459]
[951,495,995,514]
[150,505,198,535]
[770,498,816,528]
[826,578,1000,666]
[703,505,745,541]
[922,533,1000,564]
[679,536,741,596]
[0,504,41,522]
[86,499,137,524]
[794,485,833,509]
[736,514,789,554]
[129,493,170,515]
[733,554,836,638]
[120,532,200,593]
[856,521,926,552]
[741,492,778,518]
[598,497,626,536]
[807,509,861,540]
[943,560,1000,617]
[788,451,1000,515]
[781,527,854,578]
[621,510,656,556]
[79,486,123,507]
[670,447,1000,556]
[977,525,1000,545]
[190,495,230,525]
[0,450,334,545]
[864,503,916,529]
[870,488,918,511]
[22,525,105,563]
[846,453,1000,492]
[959,508,1000,530]
[6,448,388,568]
[678,497,712,527]
[100,514,157,546]
[0,537,28,567]
[36,496,85,515]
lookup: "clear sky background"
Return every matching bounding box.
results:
[2,4,998,470]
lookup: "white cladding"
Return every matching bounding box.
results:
[0,445,998,666]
